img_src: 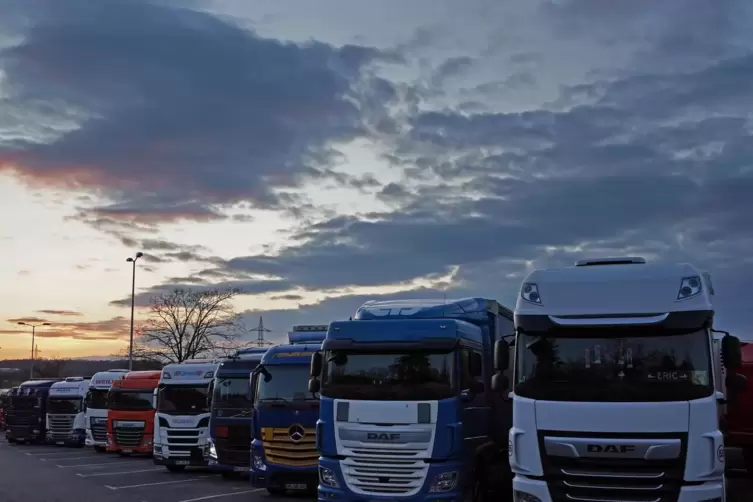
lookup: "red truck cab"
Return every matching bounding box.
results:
[106,370,161,454]
[726,342,753,475]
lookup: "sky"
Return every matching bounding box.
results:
[1,0,752,359]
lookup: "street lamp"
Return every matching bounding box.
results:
[18,321,51,378]
[126,252,144,371]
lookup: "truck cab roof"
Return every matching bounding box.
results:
[326,317,483,349]
[516,258,714,320]
[49,379,90,398]
[161,360,218,385]
[261,343,322,365]
[89,370,129,389]
[112,370,161,389]
[355,297,512,324]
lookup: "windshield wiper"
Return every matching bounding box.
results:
[225,409,253,418]
[259,397,290,407]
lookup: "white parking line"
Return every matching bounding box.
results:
[42,455,99,461]
[105,475,215,490]
[176,489,264,502]
[77,468,164,478]
[25,450,80,456]
[57,459,144,468]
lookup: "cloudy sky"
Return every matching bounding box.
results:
[1,0,751,359]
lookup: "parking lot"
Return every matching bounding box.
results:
[0,441,750,502]
[0,441,305,502]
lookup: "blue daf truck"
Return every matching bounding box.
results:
[207,347,268,477]
[251,325,328,495]
[309,298,515,502]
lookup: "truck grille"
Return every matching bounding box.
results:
[261,426,318,468]
[166,429,201,457]
[90,419,107,441]
[216,425,251,467]
[48,414,75,440]
[540,432,687,502]
[115,426,144,448]
[340,447,428,496]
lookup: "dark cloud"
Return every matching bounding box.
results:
[0,0,389,224]
[36,310,83,316]
[188,45,753,335]
[108,280,294,308]
[3,316,129,341]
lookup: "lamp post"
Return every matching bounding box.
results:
[18,321,50,378]
[126,252,144,371]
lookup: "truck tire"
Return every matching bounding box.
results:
[93,446,106,453]
[6,437,16,444]
[470,462,493,502]
[166,465,186,473]
[266,487,285,495]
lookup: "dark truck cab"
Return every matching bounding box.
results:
[207,348,268,477]
[6,379,60,444]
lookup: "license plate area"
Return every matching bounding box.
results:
[285,483,307,490]
[175,460,190,465]
[233,466,248,472]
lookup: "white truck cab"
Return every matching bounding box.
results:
[47,377,91,446]
[508,257,742,502]
[85,369,128,451]
[153,359,218,472]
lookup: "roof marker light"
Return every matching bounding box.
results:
[677,276,702,301]
[521,283,542,305]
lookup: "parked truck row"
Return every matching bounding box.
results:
[2,257,752,501]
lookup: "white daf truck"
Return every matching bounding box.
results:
[47,377,91,446]
[153,360,218,472]
[503,257,746,502]
[85,369,128,452]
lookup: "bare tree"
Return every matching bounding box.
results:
[135,288,244,363]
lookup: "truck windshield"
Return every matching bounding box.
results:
[108,390,154,411]
[158,385,209,415]
[256,365,314,402]
[86,388,109,410]
[9,396,40,410]
[515,329,714,402]
[321,350,455,401]
[48,398,81,414]
[213,377,251,407]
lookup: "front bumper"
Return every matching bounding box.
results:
[85,429,107,447]
[153,445,209,467]
[251,465,317,491]
[6,426,45,443]
[47,429,86,447]
[512,475,725,502]
[317,457,463,501]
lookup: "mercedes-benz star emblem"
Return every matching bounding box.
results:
[288,424,305,442]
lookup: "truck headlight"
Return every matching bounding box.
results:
[207,440,217,459]
[319,466,339,488]
[514,490,542,502]
[429,471,458,492]
[252,454,266,471]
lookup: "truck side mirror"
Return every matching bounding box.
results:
[308,378,321,393]
[248,373,256,403]
[310,352,323,378]
[726,373,747,393]
[491,373,509,393]
[494,340,510,371]
[721,335,742,370]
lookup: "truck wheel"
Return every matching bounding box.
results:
[6,438,16,444]
[266,487,285,495]
[93,446,106,453]
[166,465,186,473]
[470,464,492,502]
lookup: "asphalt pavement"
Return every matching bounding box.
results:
[0,441,303,502]
[0,440,749,501]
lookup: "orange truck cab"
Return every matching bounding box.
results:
[106,370,161,454]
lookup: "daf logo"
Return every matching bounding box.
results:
[587,444,636,454]
[367,432,401,442]
[288,424,305,442]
